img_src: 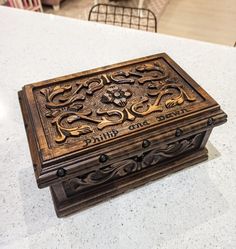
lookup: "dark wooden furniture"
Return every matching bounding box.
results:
[88,4,157,33]
[18,53,227,217]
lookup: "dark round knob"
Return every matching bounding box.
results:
[57,168,66,177]
[142,139,151,148]
[99,154,109,163]
[207,118,214,126]
[175,128,183,137]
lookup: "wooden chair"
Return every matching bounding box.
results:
[88,4,157,33]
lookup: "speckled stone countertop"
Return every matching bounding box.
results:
[0,6,235,249]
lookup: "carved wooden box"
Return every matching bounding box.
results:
[18,53,227,217]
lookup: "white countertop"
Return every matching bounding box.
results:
[0,6,236,249]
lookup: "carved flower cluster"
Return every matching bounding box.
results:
[101,86,132,107]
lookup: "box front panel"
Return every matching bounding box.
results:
[63,131,206,198]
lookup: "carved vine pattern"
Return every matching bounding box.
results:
[40,61,196,143]
[64,133,202,194]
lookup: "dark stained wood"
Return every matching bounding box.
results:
[51,148,208,217]
[18,53,227,217]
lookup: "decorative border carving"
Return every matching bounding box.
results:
[40,61,196,143]
[64,133,203,195]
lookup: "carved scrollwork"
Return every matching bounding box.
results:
[109,61,168,85]
[51,108,127,143]
[142,133,199,166]
[69,159,137,188]
[51,110,93,143]
[83,77,104,95]
[96,108,125,130]
[131,81,196,116]
[39,60,197,143]
[110,71,135,84]
[64,133,202,194]
[135,62,169,84]
[40,84,85,109]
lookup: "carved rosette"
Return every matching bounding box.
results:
[39,61,197,143]
[101,86,132,107]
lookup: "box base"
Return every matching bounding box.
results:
[50,148,208,217]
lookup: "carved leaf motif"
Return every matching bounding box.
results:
[182,89,196,102]
[40,84,85,110]
[55,124,93,143]
[136,64,154,71]
[66,159,137,191]
[136,62,169,84]
[165,87,196,108]
[96,109,124,129]
[45,110,61,118]
[70,126,92,136]
[84,77,104,95]
[53,85,61,91]
[40,88,49,97]
[51,111,94,143]
[131,96,163,116]
[110,71,135,84]
[65,134,203,193]
[165,94,184,108]
[68,103,83,112]
[67,115,79,123]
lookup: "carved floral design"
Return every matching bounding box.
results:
[101,86,132,107]
[51,110,93,143]
[39,61,197,143]
[40,84,85,110]
[131,79,196,116]
[64,133,202,195]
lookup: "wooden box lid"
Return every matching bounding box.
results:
[18,53,227,188]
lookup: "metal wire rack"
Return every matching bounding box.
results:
[88,4,157,33]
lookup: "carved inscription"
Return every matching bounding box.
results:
[82,108,189,147]
[128,120,150,130]
[84,129,118,146]
[156,108,189,121]
[38,60,197,144]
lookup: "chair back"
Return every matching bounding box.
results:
[88,4,157,33]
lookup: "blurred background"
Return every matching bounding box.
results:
[1,0,236,46]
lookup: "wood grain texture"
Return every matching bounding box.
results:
[18,53,227,217]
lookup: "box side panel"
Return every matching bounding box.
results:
[18,91,42,180]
